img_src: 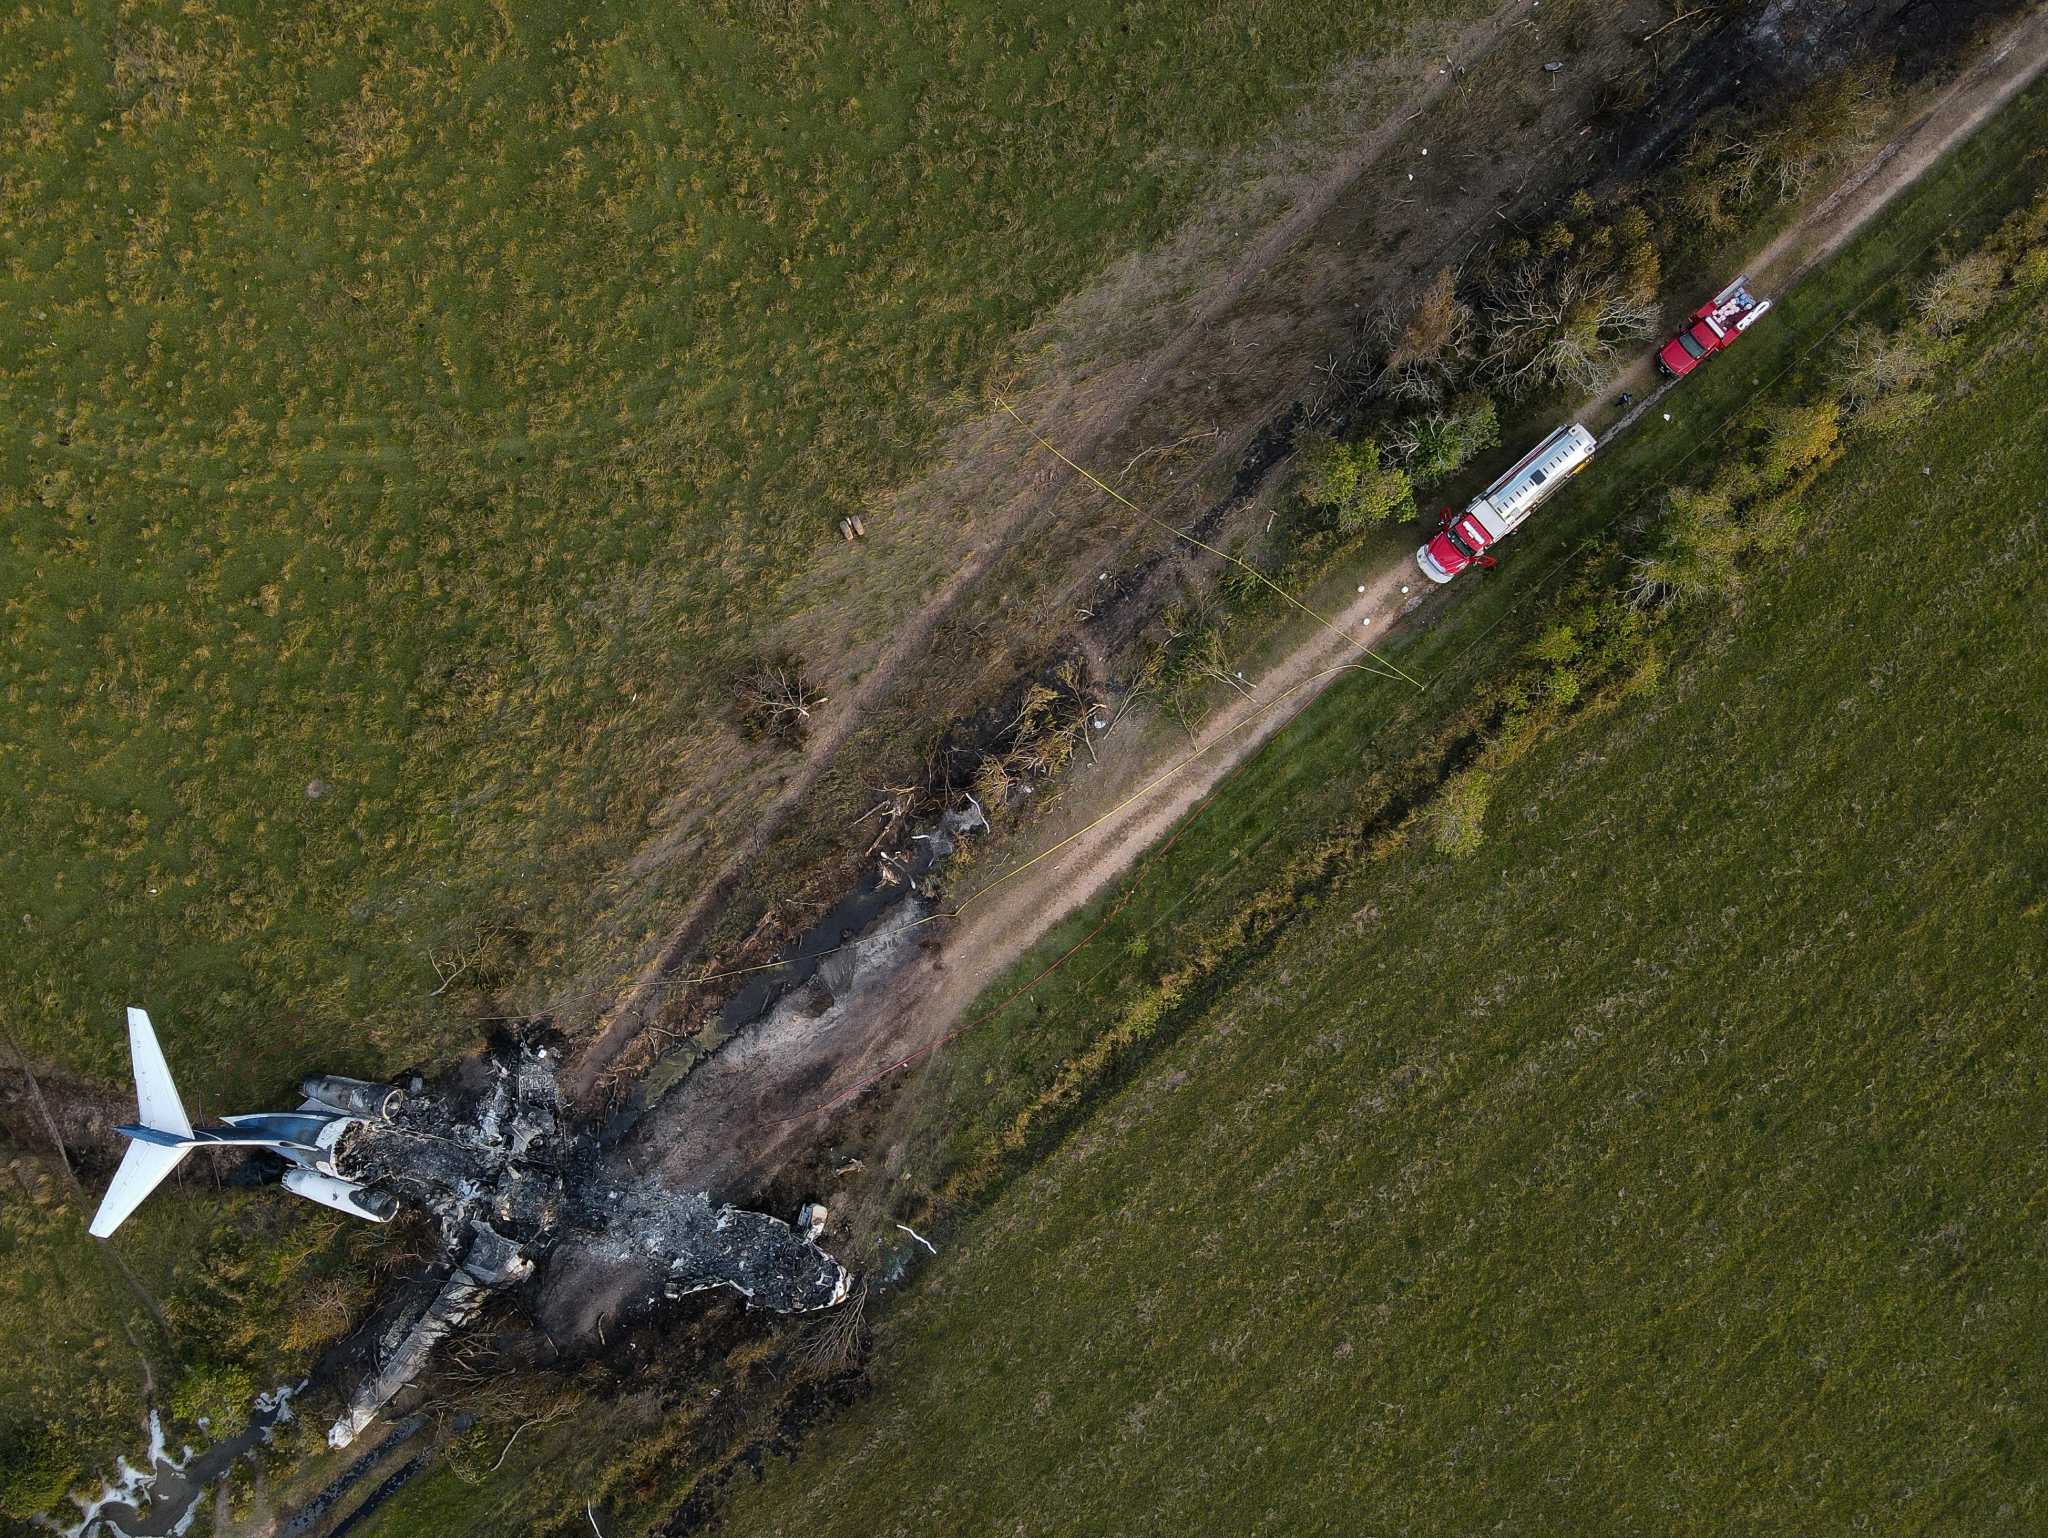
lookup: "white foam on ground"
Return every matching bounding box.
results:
[43,1380,305,1537]
[45,1409,188,1538]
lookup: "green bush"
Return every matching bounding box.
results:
[1295,434,1416,531]
[1397,393,1500,488]
[168,1359,256,1436]
[1427,769,1493,858]
[0,1420,80,1520]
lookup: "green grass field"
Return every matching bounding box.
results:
[0,0,1487,1105]
[716,117,2048,1538]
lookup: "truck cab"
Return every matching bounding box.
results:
[1656,277,1771,378]
[1416,423,1596,584]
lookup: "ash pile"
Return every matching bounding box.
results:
[323,1032,848,1448]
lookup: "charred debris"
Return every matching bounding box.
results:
[319,1032,848,1448]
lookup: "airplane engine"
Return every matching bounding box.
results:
[301,1075,405,1120]
[282,1169,398,1222]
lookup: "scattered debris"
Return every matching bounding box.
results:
[797,1202,829,1241]
[895,1223,938,1256]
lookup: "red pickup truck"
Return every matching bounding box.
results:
[1656,277,1771,378]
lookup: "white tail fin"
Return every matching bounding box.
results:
[89,1138,191,1238]
[126,1006,192,1138]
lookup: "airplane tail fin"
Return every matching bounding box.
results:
[126,1006,192,1139]
[89,1138,191,1238]
[88,1007,197,1238]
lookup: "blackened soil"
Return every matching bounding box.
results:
[1606,0,2037,177]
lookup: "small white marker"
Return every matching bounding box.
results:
[1662,412,1672,421]
[1357,584,1366,593]
[1401,585,1410,594]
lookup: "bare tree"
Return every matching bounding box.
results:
[1913,250,2005,337]
[735,653,827,746]
[1478,264,1656,395]
[788,1279,868,1380]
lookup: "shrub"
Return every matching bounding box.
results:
[1526,622,1580,665]
[733,652,827,746]
[1295,435,1416,531]
[1913,249,2005,336]
[1388,268,1472,371]
[1428,769,1493,858]
[0,1421,80,1520]
[1836,322,1938,409]
[1849,387,1935,439]
[1393,392,1500,488]
[169,1359,256,1435]
[1756,401,1842,487]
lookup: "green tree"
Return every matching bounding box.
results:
[1397,393,1500,488]
[1295,434,1416,531]
[0,1420,80,1520]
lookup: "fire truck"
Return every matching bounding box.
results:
[1415,423,1597,584]
[1656,276,1771,378]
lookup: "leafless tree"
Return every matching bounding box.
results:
[788,1279,868,1379]
[1478,264,1656,395]
[735,654,827,745]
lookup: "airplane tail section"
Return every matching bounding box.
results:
[126,1006,192,1139]
[89,1138,191,1238]
[88,1007,198,1238]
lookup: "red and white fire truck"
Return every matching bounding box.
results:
[1655,276,1771,378]
[1414,423,1597,585]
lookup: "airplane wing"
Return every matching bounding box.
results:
[89,1138,192,1238]
[126,1006,193,1138]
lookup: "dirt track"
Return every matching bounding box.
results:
[614,4,2048,1210]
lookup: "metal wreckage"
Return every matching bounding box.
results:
[86,1006,849,1448]
[324,1032,850,1446]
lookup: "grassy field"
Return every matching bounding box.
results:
[0,0,1489,1104]
[714,109,2048,1538]
[2,0,1505,1495]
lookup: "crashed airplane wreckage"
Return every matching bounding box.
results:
[91,1008,851,1447]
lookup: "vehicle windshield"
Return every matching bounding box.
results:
[1443,524,1478,561]
[1680,331,1709,360]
